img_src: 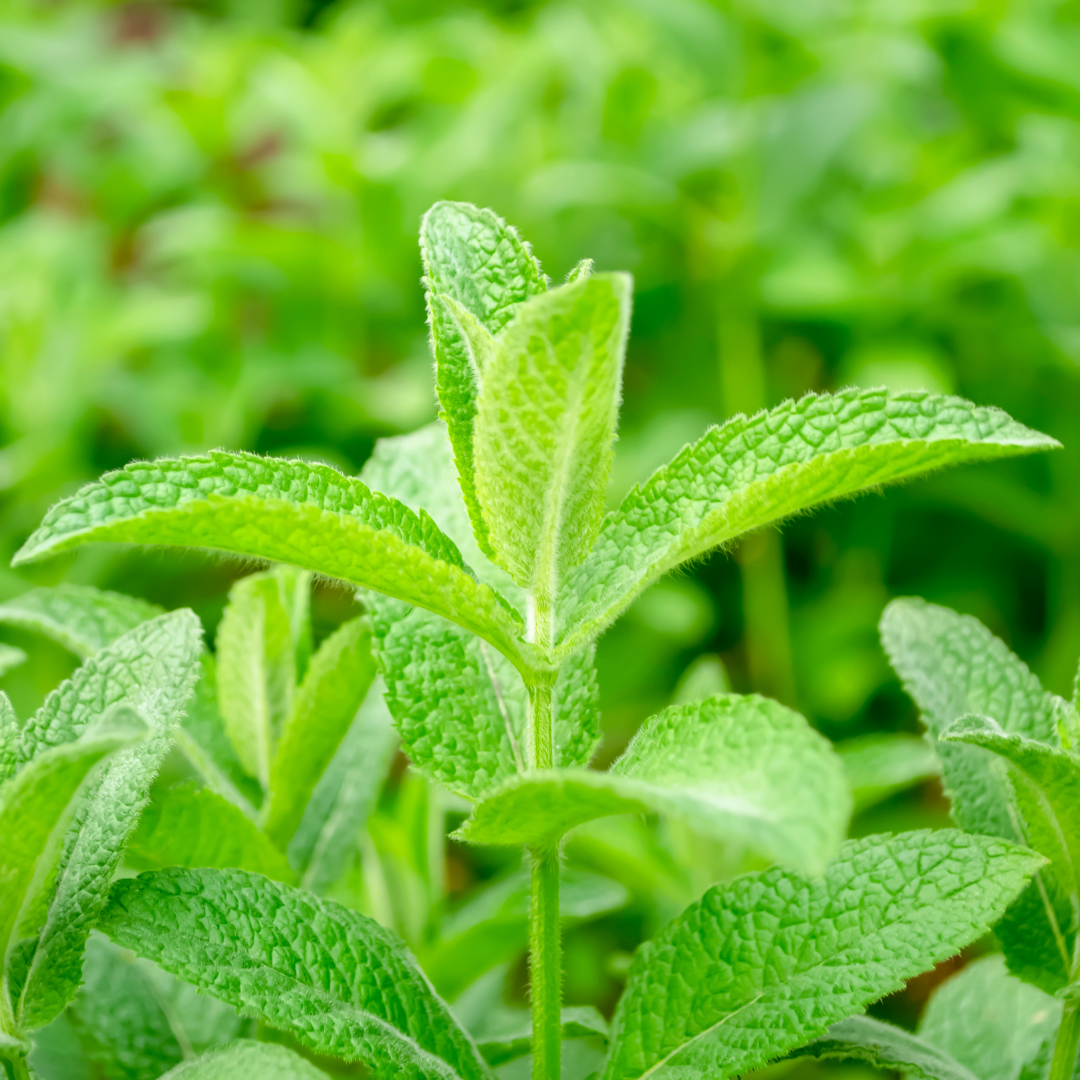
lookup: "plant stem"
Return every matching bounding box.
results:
[5,1055,30,1080]
[526,588,560,1079]
[1051,998,1080,1080]
[529,845,561,1080]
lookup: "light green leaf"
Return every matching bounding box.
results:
[0,585,163,659]
[11,452,535,676]
[423,868,628,1001]
[0,644,26,677]
[157,1041,327,1079]
[791,1015,980,1080]
[880,598,1068,991]
[455,694,849,875]
[474,274,632,596]
[601,830,1042,1080]
[127,783,295,884]
[216,569,297,791]
[473,1007,608,1067]
[836,732,940,813]
[558,389,1059,654]
[421,201,547,560]
[99,867,495,1080]
[275,564,313,680]
[288,684,397,894]
[361,425,598,800]
[265,615,376,846]
[918,955,1060,1080]
[68,934,242,1080]
[0,693,17,786]
[14,611,204,1032]
[0,710,145,1015]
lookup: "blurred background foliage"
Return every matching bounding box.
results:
[1,0,1078,1058]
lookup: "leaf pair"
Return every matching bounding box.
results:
[882,597,1080,993]
[95,830,1039,1079]
[0,608,203,1044]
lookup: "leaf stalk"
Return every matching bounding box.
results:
[1052,998,1080,1080]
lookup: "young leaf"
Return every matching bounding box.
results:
[455,694,849,876]
[264,615,377,846]
[11,452,535,676]
[14,611,204,1032]
[99,867,496,1080]
[0,643,26,676]
[601,830,1041,1080]
[126,783,296,884]
[473,274,632,598]
[791,1016,980,1080]
[0,692,19,786]
[0,584,162,659]
[157,1041,327,1079]
[216,570,297,790]
[918,955,1060,1080]
[68,934,242,1080]
[421,201,547,559]
[836,732,940,813]
[880,597,1069,991]
[287,685,397,894]
[557,389,1059,654]
[0,710,145,998]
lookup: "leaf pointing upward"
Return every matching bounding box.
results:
[11,451,536,676]
[557,389,1058,654]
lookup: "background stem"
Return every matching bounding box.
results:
[529,846,561,1080]
[1050,998,1080,1080]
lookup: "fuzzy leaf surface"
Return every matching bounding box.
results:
[456,694,848,874]
[0,693,17,786]
[288,685,397,894]
[558,390,1058,653]
[265,615,376,846]
[0,585,162,659]
[158,1041,328,1079]
[127,783,295,884]
[421,201,547,558]
[216,570,296,790]
[99,867,495,1080]
[792,1016,980,1080]
[880,597,1068,990]
[474,274,631,592]
[0,712,143,991]
[602,830,1041,1080]
[12,452,532,674]
[918,955,1060,1080]
[14,611,203,1031]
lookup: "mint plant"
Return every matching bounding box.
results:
[3,202,1061,1080]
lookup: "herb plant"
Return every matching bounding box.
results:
[1,202,1062,1080]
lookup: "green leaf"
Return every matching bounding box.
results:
[791,1016,980,1080]
[287,685,397,894]
[0,710,145,1019]
[918,955,1060,1080]
[421,201,547,560]
[474,274,632,596]
[0,585,163,659]
[127,783,295,884]
[68,934,242,1080]
[422,868,629,1001]
[157,1041,328,1079]
[836,732,940,813]
[455,694,849,876]
[601,830,1042,1080]
[361,425,598,800]
[99,867,495,1080]
[0,644,26,677]
[264,615,376,846]
[11,452,535,677]
[558,389,1059,654]
[14,611,204,1032]
[216,569,298,790]
[0,693,17,786]
[880,597,1069,991]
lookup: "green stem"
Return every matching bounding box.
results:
[1051,998,1080,1080]
[5,1055,30,1080]
[529,846,561,1080]
[526,589,560,1080]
